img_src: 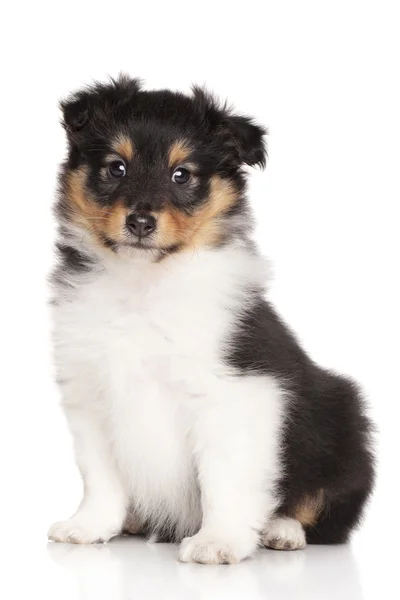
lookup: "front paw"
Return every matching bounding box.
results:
[263,517,306,551]
[179,528,257,564]
[48,518,120,544]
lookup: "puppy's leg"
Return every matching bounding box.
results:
[179,378,283,564]
[263,517,306,550]
[48,402,128,544]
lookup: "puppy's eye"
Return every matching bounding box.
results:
[108,160,126,178]
[172,167,190,184]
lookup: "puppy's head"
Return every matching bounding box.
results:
[57,76,267,258]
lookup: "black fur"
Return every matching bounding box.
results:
[55,243,94,273]
[51,242,96,291]
[227,295,375,543]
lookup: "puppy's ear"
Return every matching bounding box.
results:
[224,114,267,168]
[60,94,90,135]
[192,86,267,169]
[60,76,142,140]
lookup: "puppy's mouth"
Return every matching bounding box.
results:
[124,241,156,249]
[118,240,181,254]
[120,238,162,250]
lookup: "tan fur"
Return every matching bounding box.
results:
[65,167,130,247]
[292,489,325,527]
[66,169,239,253]
[168,140,192,167]
[156,176,239,250]
[112,135,134,161]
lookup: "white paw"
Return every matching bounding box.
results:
[179,528,257,564]
[48,517,120,544]
[263,517,306,551]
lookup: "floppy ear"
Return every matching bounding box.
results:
[225,114,267,168]
[192,86,267,169]
[60,94,90,136]
[59,74,142,138]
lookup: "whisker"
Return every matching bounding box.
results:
[80,217,111,222]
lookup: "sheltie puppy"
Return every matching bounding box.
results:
[48,76,374,563]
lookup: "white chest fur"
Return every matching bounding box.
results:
[52,246,281,539]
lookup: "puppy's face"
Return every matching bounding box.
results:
[58,77,266,258]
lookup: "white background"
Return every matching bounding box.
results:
[1,1,399,598]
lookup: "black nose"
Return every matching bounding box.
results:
[126,213,156,238]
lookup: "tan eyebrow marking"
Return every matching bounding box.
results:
[112,135,134,161]
[168,140,192,167]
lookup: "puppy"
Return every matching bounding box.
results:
[48,76,375,563]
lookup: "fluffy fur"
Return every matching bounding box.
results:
[48,76,375,563]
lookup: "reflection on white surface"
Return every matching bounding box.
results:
[47,536,363,600]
